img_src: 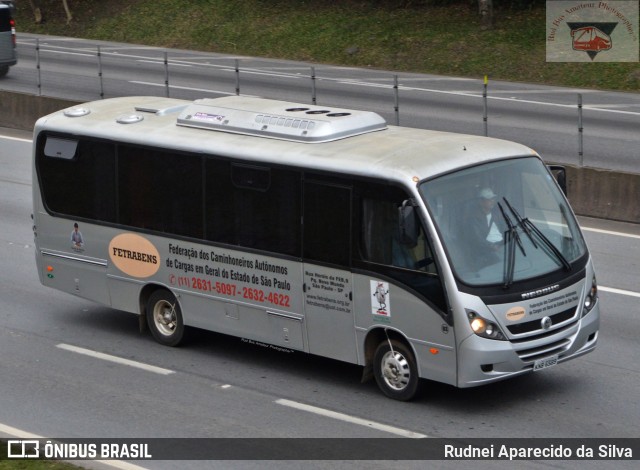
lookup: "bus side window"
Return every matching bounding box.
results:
[206,160,301,256]
[118,145,203,238]
[303,180,351,266]
[37,135,116,223]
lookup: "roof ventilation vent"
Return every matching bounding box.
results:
[176,96,386,143]
[116,113,144,124]
[64,107,91,118]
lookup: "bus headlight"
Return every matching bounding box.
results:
[582,275,598,317]
[467,311,506,341]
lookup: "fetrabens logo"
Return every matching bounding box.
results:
[109,233,161,278]
[547,1,639,62]
[506,306,527,322]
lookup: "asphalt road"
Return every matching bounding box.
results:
[0,128,639,469]
[1,33,639,174]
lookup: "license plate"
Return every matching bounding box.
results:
[534,355,558,371]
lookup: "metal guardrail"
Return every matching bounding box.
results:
[4,38,638,173]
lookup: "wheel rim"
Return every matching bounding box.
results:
[380,349,411,391]
[152,299,177,337]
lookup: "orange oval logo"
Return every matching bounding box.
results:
[506,306,526,322]
[109,233,161,278]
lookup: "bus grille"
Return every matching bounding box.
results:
[507,307,576,335]
[516,338,571,363]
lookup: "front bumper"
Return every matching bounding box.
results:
[456,300,599,387]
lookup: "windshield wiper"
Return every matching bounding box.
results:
[497,202,526,289]
[502,198,572,272]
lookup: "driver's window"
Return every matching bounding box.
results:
[357,182,446,314]
[361,190,433,273]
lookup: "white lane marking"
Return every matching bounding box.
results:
[128,80,231,94]
[1,135,32,143]
[56,343,175,375]
[0,423,149,470]
[275,398,427,438]
[128,80,249,96]
[136,59,192,68]
[582,226,640,240]
[599,286,640,298]
[221,68,306,80]
[579,227,640,298]
[490,89,597,95]
[336,81,640,116]
[35,49,95,58]
[0,422,41,439]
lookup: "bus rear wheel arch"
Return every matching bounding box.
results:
[146,289,185,347]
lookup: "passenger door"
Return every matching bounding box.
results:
[302,179,357,363]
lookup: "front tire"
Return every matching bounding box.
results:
[146,290,184,347]
[373,339,420,401]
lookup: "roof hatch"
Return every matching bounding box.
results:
[176,96,387,143]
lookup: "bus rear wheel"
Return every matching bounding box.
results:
[373,339,420,401]
[146,290,184,347]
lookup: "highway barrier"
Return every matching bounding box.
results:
[2,90,637,224]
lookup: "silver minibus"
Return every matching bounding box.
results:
[32,96,599,400]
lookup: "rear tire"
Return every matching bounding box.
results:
[0,66,9,78]
[373,339,420,401]
[146,290,184,347]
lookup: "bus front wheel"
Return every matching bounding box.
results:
[146,290,184,347]
[373,339,420,401]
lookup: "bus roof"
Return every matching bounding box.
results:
[35,96,538,185]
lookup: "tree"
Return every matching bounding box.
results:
[26,0,73,24]
[478,0,493,30]
[26,0,43,23]
[61,0,72,23]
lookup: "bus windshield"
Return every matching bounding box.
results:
[420,157,587,287]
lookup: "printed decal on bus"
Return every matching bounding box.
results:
[506,306,527,322]
[371,280,391,318]
[165,244,293,308]
[193,112,225,123]
[109,233,161,278]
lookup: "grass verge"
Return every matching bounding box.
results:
[0,441,80,469]
[13,0,640,91]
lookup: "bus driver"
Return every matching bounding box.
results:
[466,188,504,269]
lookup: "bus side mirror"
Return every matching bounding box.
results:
[398,199,419,248]
[547,165,567,196]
